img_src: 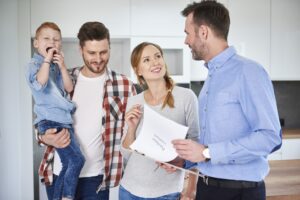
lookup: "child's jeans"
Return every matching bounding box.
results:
[37,120,85,200]
[46,174,110,200]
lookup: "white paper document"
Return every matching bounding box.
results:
[130,104,188,162]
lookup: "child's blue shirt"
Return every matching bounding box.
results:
[26,53,75,125]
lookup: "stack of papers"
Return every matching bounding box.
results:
[130,104,188,162]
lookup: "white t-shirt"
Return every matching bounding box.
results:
[53,72,106,177]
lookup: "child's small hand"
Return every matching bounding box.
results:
[44,47,56,62]
[53,51,66,70]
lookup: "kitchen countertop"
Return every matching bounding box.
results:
[282,129,300,139]
[265,160,300,199]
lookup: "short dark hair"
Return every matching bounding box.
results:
[182,0,230,40]
[77,21,110,47]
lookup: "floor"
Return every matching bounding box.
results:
[265,160,300,200]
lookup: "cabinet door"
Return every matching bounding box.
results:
[228,0,271,73]
[190,0,270,81]
[131,0,189,37]
[31,0,131,37]
[268,148,282,160]
[281,139,300,160]
[268,138,300,160]
[270,0,300,80]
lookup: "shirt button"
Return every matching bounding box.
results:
[204,108,207,112]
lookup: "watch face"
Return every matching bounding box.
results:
[203,148,210,159]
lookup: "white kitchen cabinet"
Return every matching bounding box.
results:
[190,0,270,81]
[268,138,300,160]
[281,138,300,160]
[30,0,131,38]
[268,147,283,160]
[270,0,300,80]
[130,0,189,37]
[190,60,208,81]
[228,0,271,73]
[227,0,300,80]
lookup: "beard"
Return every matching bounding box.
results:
[82,54,108,75]
[190,34,207,61]
[192,50,203,60]
[191,42,206,61]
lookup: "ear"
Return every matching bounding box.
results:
[199,25,209,40]
[79,45,83,54]
[134,66,142,77]
[33,39,38,49]
[137,69,142,76]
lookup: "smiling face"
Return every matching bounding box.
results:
[184,13,207,61]
[136,45,166,83]
[33,27,62,57]
[80,39,110,77]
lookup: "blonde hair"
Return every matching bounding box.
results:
[131,42,175,108]
[35,22,61,39]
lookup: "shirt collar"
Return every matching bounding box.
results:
[77,67,112,82]
[33,52,56,69]
[105,67,114,82]
[33,52,45,64]
[205,46,236,71]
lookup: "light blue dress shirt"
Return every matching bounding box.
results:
[26,53,75,125]
[198,46,281,182]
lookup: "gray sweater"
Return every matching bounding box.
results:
[120,86,200,198]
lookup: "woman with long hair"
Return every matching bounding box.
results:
[119,42,199,200]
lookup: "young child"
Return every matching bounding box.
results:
[26,22,85,200]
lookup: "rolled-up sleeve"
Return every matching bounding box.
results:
[26,62,47,91]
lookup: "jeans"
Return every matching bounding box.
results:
[46,175,109,200]
[119,185,180,200]
[38,120,85,200]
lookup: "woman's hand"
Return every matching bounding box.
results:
[156,162,177,174]
[122,104,143,149]
[125,104,143,131]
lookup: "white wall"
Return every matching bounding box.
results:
[0,0,33,199]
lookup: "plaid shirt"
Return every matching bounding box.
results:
[38,66,136,191]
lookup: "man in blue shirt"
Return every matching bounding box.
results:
[173,1,281,200]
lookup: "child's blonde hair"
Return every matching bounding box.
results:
[35,22,61,39]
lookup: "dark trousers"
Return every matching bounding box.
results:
[196,177,266,200]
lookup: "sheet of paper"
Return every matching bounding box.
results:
[130,104,188,162]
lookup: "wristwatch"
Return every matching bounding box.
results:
[202,146,211,162]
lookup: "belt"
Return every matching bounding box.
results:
[199,174,264,189]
